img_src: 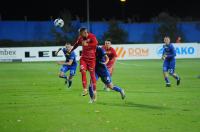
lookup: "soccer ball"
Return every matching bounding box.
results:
[54,18,64,28]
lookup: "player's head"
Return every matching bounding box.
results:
[65,43,72,51]
[104,39,112,49]
[79,27,88,38]
[164,36,170,44]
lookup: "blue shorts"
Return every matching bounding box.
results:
[163,59,176,74]
[60,64,77,76]
[96,64,112,85]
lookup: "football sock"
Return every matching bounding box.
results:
[173,75,180,80]
[81,71,87,90]
[89,85,94,99]
[113,86,122,92]
[165,77,170,84]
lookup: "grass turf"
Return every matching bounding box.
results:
[0,59,200,132]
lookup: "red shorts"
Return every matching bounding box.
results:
[107,65,114,74]
[106,61,115,74]
[107,61,115,69]
[80,57,96,72]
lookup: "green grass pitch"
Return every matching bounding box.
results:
[0,59,200,132]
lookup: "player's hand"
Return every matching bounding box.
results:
[162,55,167,60]
[82,41,88,46]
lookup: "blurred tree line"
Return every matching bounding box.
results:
[152,12,185,42]
[0,11,187,47]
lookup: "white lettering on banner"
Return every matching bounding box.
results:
[0,44,199,62]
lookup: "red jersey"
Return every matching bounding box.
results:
[102,46,117,61]
[72,33,98,60]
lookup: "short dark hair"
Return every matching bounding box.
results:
[65,43,71,46]
[78,27,87,33]
[164,36,170,39]
[105,39,112,42]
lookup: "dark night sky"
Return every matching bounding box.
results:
[0,0,199,22]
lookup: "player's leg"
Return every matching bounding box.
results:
[108,65,114,76]
[59,65,68,83]
[101,76,126,100]
[88,61,97,100]
[88,74,99,103]
[89,70,97,100]
[169,60,181,86]
[107,83,126,100]
[88,82,94,102]
[163,72,170,87]
[163,61,171,87]
[80,58,88,96]
[100,69,125,100]
[68,66,77,88]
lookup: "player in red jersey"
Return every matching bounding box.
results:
[69,27,98,99]
[102,40,117,76]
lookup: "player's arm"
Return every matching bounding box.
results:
[57,60,73,66]
[100,55,109,65]
[88,36,98,46]
[99,48,109,64]
[69,37,81,53]
[104,55,109,64]
[57,53,75,65]
[55,48,62,56]
[110,56,116,62]
[162,46,166,60]
[70,43,79,53]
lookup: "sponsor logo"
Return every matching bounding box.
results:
[156,46,195,56]
[115,47,149,58]
[115,47,126,58]
[128,48,149,56]
[0,49,16,56]
[24,51,63,58]
[176,47,195,55]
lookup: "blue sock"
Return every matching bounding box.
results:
[113,86,122,92]
[165,77,170,84]
[174,75,179,80]
[89,85,94,99]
